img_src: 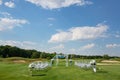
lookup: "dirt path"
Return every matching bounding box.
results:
[13,60,26,63]
[101,60,119,63]
[97,60,120,65]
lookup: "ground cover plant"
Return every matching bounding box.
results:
[0,58,120,80]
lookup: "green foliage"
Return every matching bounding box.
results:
[0,45,54,59]
[103,54,110,59]
[31,52,40,58]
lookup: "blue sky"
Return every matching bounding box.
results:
[0,0,120,56]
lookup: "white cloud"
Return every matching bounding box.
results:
[50,44,64,49]
[23,41,36,45]
[48,18,55,27]
[4,1,15,8]
[69,48,76,54]
[26,0,93,9]
[49,24,108,43]
[115,35,120,38]
[0,0,2,5]
[49,31,72,43]
[106,44,120,48]
[48,17,55,21]
[0,40,37,49]
[49,23,53,27]
[0,12,29,31]
[70,48,76,52]
[0,12,11,17]
[81,43,95,50]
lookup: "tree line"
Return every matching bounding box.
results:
[0,45,56,59]
[0,45,119,59]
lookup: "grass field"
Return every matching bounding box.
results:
[0,58,120,80]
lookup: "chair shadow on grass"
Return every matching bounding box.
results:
[97,70,108,73]
[30,68,51,76]
[96,67,108,73]
[32,74,46,76]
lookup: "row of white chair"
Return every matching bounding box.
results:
[28,61,49,70]
[75,60,96,72]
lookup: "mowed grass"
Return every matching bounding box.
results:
[0,59,120,80]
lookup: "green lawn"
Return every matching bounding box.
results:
[0,59,120,80]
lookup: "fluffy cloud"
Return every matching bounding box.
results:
[0,12,11,17]
[0,40,37,49]
[0,0,2,5]
[48,23,53,27]
[115,35,120,38]
[48,17,55,21]
[4,1,15,8]
[50,44,64,50]
[26,0,92,9]
[0,12,29,31]
[81,43,95,50]
[49,24,108,43]
[0,18,28,31]
[106,44,120,48]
